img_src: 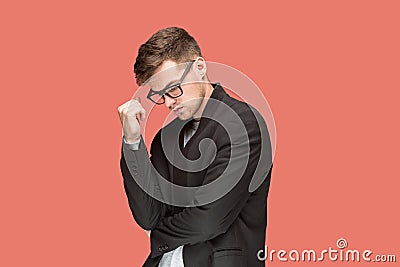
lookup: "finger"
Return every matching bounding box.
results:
[129,98,145,120]
[119,99,144,122]
[117,103,125,114]
[135,113,141,124]
[117,101,130,115]
[119,107,127,124]
[139,107,146,121]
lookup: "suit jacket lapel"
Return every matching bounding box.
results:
[170,82,228,188]
[181,82,227,156]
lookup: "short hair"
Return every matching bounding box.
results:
[134,27,203,85]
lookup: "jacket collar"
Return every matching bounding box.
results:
[209,82,227,101]
[200,82,227,119]
[178,82,226,150]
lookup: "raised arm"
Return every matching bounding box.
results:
[118,98,168,230]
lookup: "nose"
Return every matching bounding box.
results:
[164,94,177,109]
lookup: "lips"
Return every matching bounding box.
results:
[173,106,184,113]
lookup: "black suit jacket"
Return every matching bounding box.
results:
[120,83,272,266]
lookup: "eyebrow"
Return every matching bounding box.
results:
[163,79,179,89]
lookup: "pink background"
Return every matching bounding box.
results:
[1,0,399,266]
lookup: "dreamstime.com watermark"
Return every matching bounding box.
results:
[257,238,396,263]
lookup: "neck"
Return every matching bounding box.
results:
[192,82,214,120]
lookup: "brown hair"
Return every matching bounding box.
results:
[134,27,203,85]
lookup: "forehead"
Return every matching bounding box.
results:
[147,60,187,90]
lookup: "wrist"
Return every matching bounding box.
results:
[124,135,140,144]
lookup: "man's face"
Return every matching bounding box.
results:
[148,60,206,120]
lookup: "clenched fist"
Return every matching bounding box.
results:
[117,97,146,144]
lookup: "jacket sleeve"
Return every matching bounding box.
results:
[120,133,168,230]
[149,111,272,257]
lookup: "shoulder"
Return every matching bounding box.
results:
[221,93,266,131]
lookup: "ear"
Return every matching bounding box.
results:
[194,57,207,80]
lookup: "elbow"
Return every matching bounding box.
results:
[133,212,160,231]
[136,219,156,231]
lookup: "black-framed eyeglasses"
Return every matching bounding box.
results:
[146,60,195,105]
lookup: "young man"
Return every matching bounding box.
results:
[118,27,272,267]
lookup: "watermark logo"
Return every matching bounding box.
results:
[257,238,396,263]
[336,238,348,249]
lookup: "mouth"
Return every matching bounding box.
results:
[173,106,184,113]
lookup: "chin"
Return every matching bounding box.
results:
[177,114,189,120]
[177,112,192,120]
